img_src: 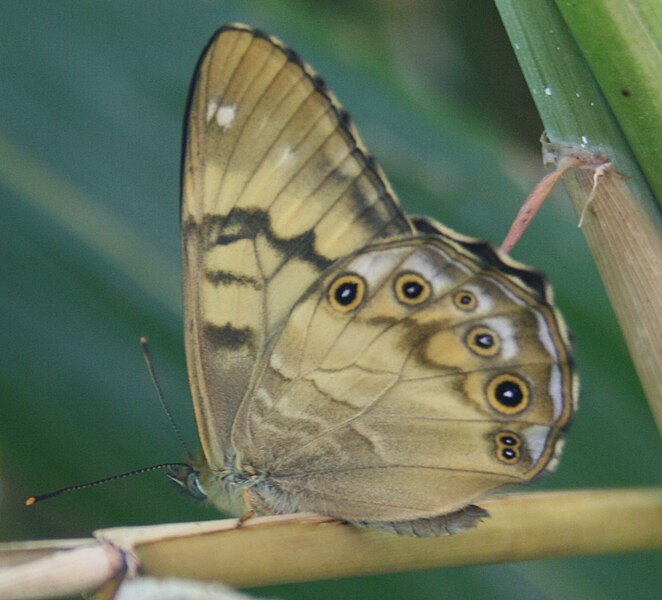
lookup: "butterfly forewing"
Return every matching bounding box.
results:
[182,25,412,470]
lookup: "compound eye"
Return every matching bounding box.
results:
[394,272,431,306]
[328,274,366,312]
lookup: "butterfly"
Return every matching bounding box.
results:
[175,23,577,536]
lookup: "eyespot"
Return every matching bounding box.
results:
[486,373,530,414]
[497,433,519,446]
[328,274,366,312]
[394,272,431,305]
[495,431,522,464]
[465,325,500,357]
[453,289,477,311]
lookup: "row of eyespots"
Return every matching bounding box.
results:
[495,431,523,463]
[327,273,531,414]
[328,272,480,311]
[328,273,505,358]
[448,288,533,420]
[328,274,501,356]
[327,271,433,312]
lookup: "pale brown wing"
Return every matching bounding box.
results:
[235,229,577,525]
[181,24,413,469]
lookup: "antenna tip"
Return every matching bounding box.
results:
[25,496,37,506]
[140,336,149,345]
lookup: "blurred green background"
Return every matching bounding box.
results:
[1,1,660,598]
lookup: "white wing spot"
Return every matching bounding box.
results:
[276,146,296,167]
[206,98,220,123]
[215,104,237,129]
[460,283,494,312]
[547,364,564,421]
[522,425,549,463]
[482,316,517,359]
[349,247,409,284]
[534,310,560,361]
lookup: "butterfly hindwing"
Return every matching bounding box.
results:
[233,233,575,526]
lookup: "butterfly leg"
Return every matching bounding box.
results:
[501,164,571,253]
[501,141,612,253]
[236,488,257,527]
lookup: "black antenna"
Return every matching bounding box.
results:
[26,337,193,507]
[25,463,190,506]
[140,336,191,456]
